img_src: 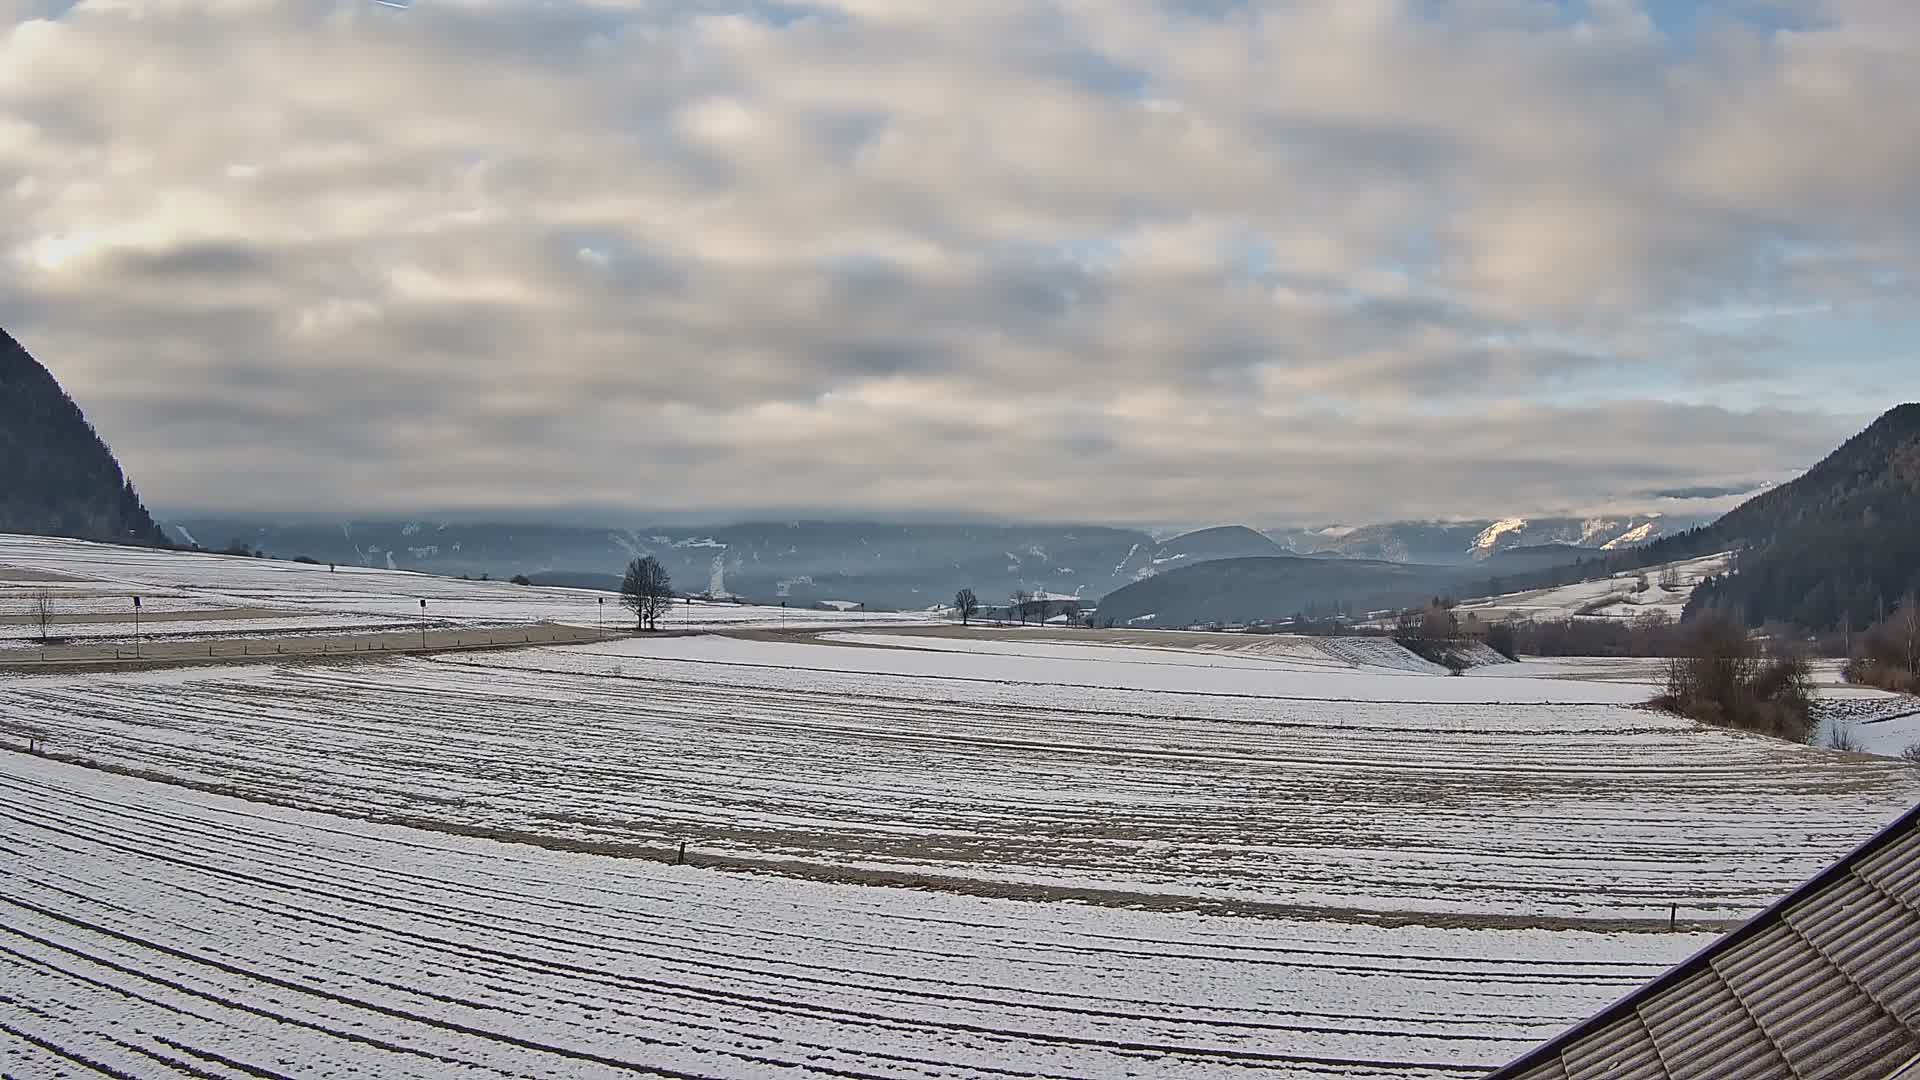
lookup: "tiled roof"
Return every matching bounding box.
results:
[1489,803,1920,1080]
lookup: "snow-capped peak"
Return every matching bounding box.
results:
[1601,521,1659,549]
[1469,518,1528,555]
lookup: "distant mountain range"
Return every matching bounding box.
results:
[1117,404,1918,631]
[1,328,165,547]
[1265,515,1704,564]
[160,518,1158,609]
[157,513,1674,612]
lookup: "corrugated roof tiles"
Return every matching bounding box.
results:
[1491,804,1920,1080]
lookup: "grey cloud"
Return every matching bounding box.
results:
[1,1,1911,521]
[1650,485,1766,501]
[108,244,274,281]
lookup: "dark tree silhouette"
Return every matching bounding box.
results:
[954,588,979,626]
[32,588,54,643]
[621,556,673,631]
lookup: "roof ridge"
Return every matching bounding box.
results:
[1488,803,1920,1078]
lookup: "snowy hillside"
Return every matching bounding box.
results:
[1454,552,1735,623]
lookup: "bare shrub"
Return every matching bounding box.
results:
[1826,724,1864,753]
[1652,614,1815,742]
[1845,591,1920,694]
[1393,601,1472,670]
[1900,742,1920,765]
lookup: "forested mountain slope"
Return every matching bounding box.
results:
[1093,556,1465,627]
[1685,404,1920,629]
[0,328,166,546]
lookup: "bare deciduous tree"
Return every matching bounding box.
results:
[953,588,979,626]
[33,588,54,643]
[620,556,673,632]
[1011,589,1033,626]
[1901,589,1920,674]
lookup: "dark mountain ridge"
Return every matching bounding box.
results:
[1683,404,1920,629]
[1443,404,1919,631]
[1092,555,1473,628]
[1,328,165,546]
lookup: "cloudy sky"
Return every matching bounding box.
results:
[4,0,1917,526]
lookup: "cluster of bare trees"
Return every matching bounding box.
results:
[1010,590,1081,625]
[949,587,1084,627]
[1843,589,1920,694]
[1654,614,1815,741]
[1392,600,1459,643]
[1389,600,1485,672]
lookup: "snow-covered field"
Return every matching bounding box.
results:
[827,629,1461,675]
[1455,552,1734,623]
[7,539,1920,1078]
[1488,656,1920,757]
[7,633,1915,926]
[0,753,1707,1079]
[624,631,1637,703]
[0,533,937,636]
[0,613,411,648]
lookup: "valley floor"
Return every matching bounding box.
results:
[0,752,1703,1080]
[4,534,1919,1078]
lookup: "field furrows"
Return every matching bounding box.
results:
[6,647,1915,921]
[0,755,1695,1079]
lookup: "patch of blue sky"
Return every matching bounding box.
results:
[1054,48,1151,98]
[1391,1,1818,48]
[1759,314,1920,409]
[1637,0,1823,42]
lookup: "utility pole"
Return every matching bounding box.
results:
[132,595,142,658]
[598,596,605,636]
[419,598,428,649]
